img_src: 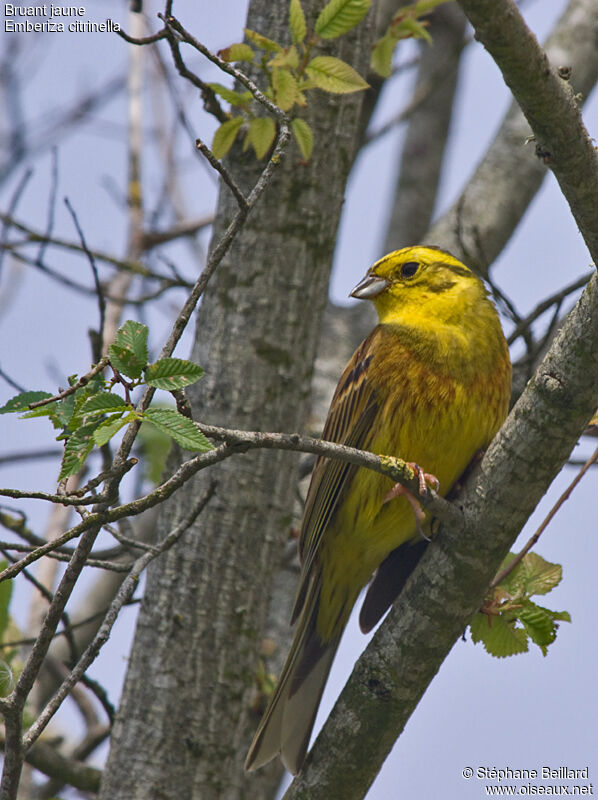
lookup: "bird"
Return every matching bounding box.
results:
[245,246,512,775]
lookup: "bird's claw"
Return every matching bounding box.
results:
[383,463,439,542]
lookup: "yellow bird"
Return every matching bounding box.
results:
[245,246,512,775]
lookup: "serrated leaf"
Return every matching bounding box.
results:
[143,409,213,452]
[79,392,128,417]
[499,552,562,597]
[244,28,283,53]
[113,321,148,369]
[0,391,53,414]
[289,0,306,43]
[291,117,314,160]
[212,116,244,159]
[93,413,134,447]
[65,385,100,432]
[109,321,148,379]
[144,358,205,391]
[207,83,253,108]
[518,601,558,652]
[315,0,371,39]
[305,56,369,94]
[247,117,277,159]
[470,613,529,658]
[370,31,396,78]
[53,394,76,427]
[59,423,98,480]
[109,345,141,379]
[219,42,255,62]
[272,69,298,111]
[0,561,13,640]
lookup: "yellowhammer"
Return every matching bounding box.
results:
[245,246,512,774]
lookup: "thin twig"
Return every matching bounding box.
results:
[27,357,109,409]
[0,212,192,279]
[196,138,248,209]
[0,419,459,584]
[491,444,598,588]
[64,197,106,359]
[0,599,139,649]
[22,486,216,751]
[0,168,33,276]
[36,149,58,268]
[0,449,61,466]
[116,26,168,45]
[0,367,26,394]
[0,551,78,664]
[159,14,288,121]
[507,273,591,345]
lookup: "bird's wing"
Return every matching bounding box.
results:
[291,327,382,624]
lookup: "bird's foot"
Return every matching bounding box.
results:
[383,463,439,542]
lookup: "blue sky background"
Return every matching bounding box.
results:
[0,1,597,797]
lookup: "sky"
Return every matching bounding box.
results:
[0,1,597,798]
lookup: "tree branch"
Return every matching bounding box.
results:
[284,269,598,798]
[456,0,598,262]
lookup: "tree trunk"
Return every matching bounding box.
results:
[99,2,377,799]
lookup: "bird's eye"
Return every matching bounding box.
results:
[401,261,419,278]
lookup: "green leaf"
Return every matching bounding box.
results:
[20,400,60,420]
[143,409,213,452]
[109,320,149,379]
[315,0,371,39]
[59,423,98,480]
[269,45,300,70]
[52,394,76,428]
[470,612,529,658]
[244,28,283,52]
[550,609,572,622]
[289,0,306,44]
[115,320,149,365]
[370,30,396,77]
[0,391,53,414]
[499,552,563,597]
[272,68,298,111]
[144,358,205,391]
[518,601,558,654]
[247,117,277,159]
[0,561,13,640]
[212,116,244,160]
[93,413,134,447]
[207,83,253,108]
[219,42,255,62]
[109,321,148,380]
[305,56,369,93]
[291,117,314,160]
[79,392,128,417]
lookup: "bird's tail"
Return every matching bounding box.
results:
[245,578,340,775]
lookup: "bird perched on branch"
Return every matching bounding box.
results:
[245,246,512,775]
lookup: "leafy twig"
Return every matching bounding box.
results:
[64,197,106,360]
[490,443,598,588]
[27,358,109,409]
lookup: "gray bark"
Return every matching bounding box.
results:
[385,4,467,250]
[98,2,377,799]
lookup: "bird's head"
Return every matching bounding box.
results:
[350,246,487,326]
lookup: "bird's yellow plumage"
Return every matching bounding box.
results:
[246,246,512,775]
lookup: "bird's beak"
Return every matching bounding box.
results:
[350,274,389,300]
